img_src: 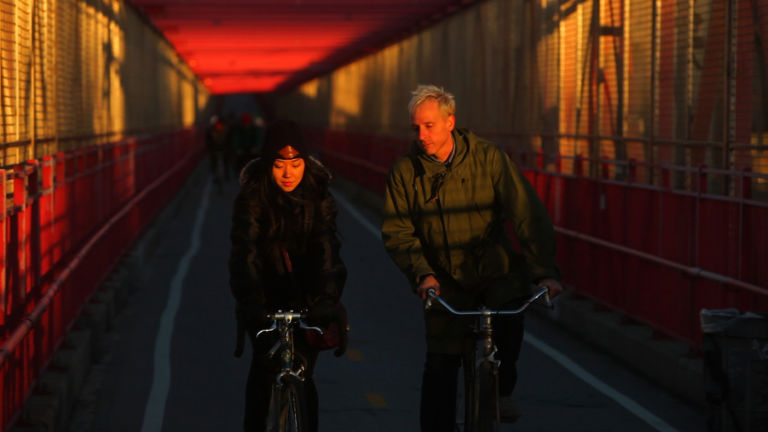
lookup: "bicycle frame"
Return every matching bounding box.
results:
[257,311,322,432]
[257,311,322,384]
[426,287,549,432]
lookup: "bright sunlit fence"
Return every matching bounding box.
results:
[0,128,204,432]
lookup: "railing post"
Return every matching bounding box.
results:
[75,148,86,243]
[40,156,54,280]
[1,169,6,325]
[661,164,670,188]
[127,138,138,196]
[54,152,67,261]
[575,153,584,176]
[13,165,28,305]
[698,164,708,194]
[742,167,752,199]
[601,156,611,179]
[26,160,40,290]
[85,147,98,229]
[628,158,638,183]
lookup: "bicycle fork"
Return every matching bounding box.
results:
[464,312,502,432]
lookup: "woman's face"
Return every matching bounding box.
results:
[272,157,305,192]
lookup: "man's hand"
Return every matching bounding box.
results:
[417,274,440,300]
[537,278,563,299]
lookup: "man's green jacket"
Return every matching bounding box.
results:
[381,128,560,353]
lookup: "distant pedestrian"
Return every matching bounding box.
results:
[230,113,265,175]
[205,115,231,190]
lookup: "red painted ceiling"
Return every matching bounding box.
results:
[130,0,479,94]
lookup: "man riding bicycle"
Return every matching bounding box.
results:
[381,85,562,431]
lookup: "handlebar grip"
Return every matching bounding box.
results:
[424,288,437,310]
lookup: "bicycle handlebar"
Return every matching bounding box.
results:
[425,286,551,316]
[255,311,323,339]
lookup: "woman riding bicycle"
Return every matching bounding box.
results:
[229,119,347,432]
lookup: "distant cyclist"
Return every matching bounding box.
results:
[381,85,562,431]
[229,119,347,432]
[205,114,230,190]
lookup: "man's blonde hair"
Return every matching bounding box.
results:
[408,84,455,118]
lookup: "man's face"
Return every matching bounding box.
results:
[411,99,455,162]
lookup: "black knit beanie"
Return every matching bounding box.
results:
[263,119,307,160]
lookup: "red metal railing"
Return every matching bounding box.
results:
[0,128,204,431]
[309,128,768,349]
[522,153,768,347]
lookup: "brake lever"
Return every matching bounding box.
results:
[299,319,323,335]
[255,321,278,339]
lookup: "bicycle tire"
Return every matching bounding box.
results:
[468,360,500,432]
[462,354,477,432]
[266,375,308,432]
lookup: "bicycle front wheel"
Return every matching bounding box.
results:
[469,360,500,432]
[266,375,308,432]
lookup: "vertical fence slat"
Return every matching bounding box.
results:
[26,160,40,294]
[13,166,29,315]
[1,170,6,325]
[39,156,54,281]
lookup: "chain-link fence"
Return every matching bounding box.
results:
[0,0,209,165]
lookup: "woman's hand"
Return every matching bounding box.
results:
[234,301,267,358]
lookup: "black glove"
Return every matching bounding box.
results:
[306,302,338,326]
[234,301,267,358]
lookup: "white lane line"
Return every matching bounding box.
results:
[141,180,212,432]
[524,332,680,432]
[334,187,680,432]
[331,188,380,237]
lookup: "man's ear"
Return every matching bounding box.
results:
[447,115,455,131]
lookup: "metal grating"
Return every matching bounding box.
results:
[0,0,210,164]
